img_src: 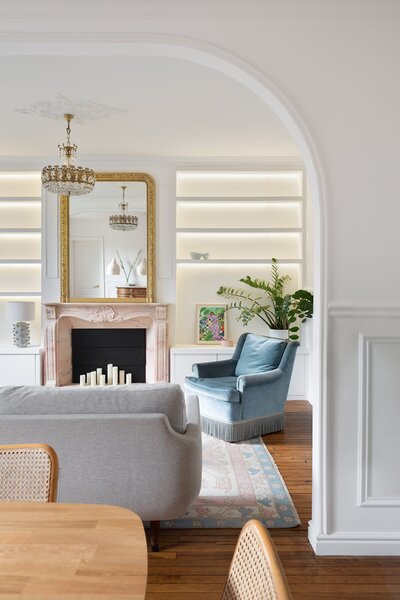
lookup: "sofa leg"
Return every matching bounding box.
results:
[150,520,160,552]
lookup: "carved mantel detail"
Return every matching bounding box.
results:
[43,303,168,387]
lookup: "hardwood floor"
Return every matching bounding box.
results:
[146,401,400,599]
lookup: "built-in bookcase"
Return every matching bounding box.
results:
[175,169,306,345]
[0,173,42,346]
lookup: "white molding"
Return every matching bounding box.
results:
[329,303,400,318]
[1,1,400,34]
[309,528,400,556]
[0,156,304,170]
[358,333,400,508]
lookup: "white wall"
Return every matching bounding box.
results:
[2,0,400,555]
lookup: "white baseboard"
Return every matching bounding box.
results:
[308,522,400,556]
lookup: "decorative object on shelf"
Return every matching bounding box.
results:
[190,252,209,260]
[217,257,313,341]
[106,257,121,276]
[196,304,227,344]
[115,249,143,286]
[79,365,133,386]
[7,301,36,347]
[41,113,95,196]
[116,286,147,299]
[109,186,138,231]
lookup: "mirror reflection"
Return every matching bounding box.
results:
[69,181,148,299]
[60,172,155,303]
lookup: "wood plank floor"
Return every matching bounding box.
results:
[146,401,400,599]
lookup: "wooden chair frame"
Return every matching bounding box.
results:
[222,519,292,600]
[0,444,59,502]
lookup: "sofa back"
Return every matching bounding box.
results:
[0,383,187,434]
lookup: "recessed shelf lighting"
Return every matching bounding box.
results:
[177,171,302,179]
[0,172,41,198]
[0,232,41,237]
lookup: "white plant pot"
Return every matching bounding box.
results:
[268,329,289,340]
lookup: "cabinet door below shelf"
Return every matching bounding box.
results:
[0,354,41,386]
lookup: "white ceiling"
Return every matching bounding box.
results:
[0,56,299,159]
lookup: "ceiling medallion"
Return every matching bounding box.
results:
[41,113,95,196]
[109,186,138,231]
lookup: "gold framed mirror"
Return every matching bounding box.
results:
[60,172,155,303]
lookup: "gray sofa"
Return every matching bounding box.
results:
[0,383,202,550]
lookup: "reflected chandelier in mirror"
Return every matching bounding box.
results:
[60,172,155,303]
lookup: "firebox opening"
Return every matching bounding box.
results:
[71,328,146,384]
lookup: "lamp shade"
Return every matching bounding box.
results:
[7,301,36,322]
[136,257,147,276]
[106,257,121,276]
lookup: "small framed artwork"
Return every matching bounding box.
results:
[196,304,227,344]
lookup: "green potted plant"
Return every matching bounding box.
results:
[217,258,313,341]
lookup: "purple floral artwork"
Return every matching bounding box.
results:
[197,305,226,343]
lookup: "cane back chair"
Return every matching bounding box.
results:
[222,519,292,600]
[0,444,59,502]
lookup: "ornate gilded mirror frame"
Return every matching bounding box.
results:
[60,172,155,303]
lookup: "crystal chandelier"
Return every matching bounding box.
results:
[109,186,138,231]
[41,113,95,196]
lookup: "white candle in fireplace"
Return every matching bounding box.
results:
[112,366,118,385]
[87,372,91,385]
[119,370,125,385]
[107,363,113,384]
[96,368,102,385]
[90,371,97,386]
[126,373,132,384]
[100,374,106,386]
[80,374,86,386]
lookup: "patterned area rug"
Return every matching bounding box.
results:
[162,434,300,528]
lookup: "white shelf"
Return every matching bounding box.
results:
[171,345,235,353]
[177,258,302,264]
[0,197,41,203]
[176,196,303,202]
[0,229,41,234]
[0,345,42,355]
[0,292,41,297]
[0,260,41,264]
[177,228,302,234]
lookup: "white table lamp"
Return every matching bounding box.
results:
[7,301,36,347]
[106,257,120,275]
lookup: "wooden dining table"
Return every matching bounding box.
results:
[0,502,148,599]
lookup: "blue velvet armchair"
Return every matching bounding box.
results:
[185,333,299,442]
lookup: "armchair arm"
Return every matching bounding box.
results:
[185,394,200,427]
[237,369,287,419]
[192,359,237,378]
[236,368,284,392]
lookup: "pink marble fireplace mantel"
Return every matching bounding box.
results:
[43,303,168,387]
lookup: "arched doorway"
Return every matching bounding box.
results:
[122,38,327,547]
